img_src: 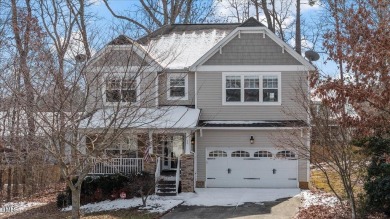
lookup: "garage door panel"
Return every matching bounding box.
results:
[206,147,298,188]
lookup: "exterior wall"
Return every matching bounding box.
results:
[197,71,307,121]
[196,129,308,186]
[93,49,145,67]
[158,72,195,106]
[180,154,194,192]
[85,47,159,111]
[204,33,301,65]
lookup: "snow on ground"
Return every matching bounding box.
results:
[177,188,301,206]
[62,188,302,214]
[0,202,46,214]
[298,190,339,208]
[62,195,183,214]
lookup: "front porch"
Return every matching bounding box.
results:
[87,131,196,195]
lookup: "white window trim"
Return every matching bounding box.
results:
[102,72,141,106]
[222,72,282,106]
[167,73,189,101]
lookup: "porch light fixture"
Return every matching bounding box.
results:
[250,136,254,144]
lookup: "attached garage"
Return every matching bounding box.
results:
[206,147,298,188]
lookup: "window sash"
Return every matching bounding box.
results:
[168,74,187,99]
[106,75,137,103]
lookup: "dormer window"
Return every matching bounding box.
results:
[167,73,188,100]
[105,74,137,103]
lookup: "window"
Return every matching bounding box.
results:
[263,76,278,102]
[231,150,250,157]
[223,72,280,105]
[244,76,260,102]
[254,151,272,157]
[209,150,227,157]
[167,73,188,100]
[106,135,138,158]
[105,75,137,103]
[226,76,241,102]
[276,150,296,158]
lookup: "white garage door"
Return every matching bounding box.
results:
[206,147,298,188]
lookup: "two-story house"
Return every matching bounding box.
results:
[80,18,314,195]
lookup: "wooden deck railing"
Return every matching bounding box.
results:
[89,158,143,175]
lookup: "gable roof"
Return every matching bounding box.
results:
[93,18,314,71]
[239,17,265,27]
[137,23,239,70]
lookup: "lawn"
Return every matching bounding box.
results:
[310,168,364,199]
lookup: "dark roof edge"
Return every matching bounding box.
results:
[198,120,308,128]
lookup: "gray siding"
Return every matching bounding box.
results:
[204,34,301,65]
[93,49,146,67]
[197,71,307,121]
[196,129,308,183]
[85,48,159,111]
[158,72,195,106]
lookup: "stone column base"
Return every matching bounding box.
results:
[180,154,194,192]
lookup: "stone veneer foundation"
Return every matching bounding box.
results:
[180,154,194,192]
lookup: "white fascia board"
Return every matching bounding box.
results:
[190,26,316,71]
[198,127,305,130]
[196,65,311,72]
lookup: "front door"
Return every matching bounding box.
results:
[160,135,184,170]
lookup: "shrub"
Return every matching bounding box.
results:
[360,136,390,216]
[56,191,71,208]
[56,172,155,208]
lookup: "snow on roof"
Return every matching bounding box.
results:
[203,120,279,125]
[142,30,228,69]
[80,106,200,129]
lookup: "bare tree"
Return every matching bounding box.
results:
[103,0,217,34]
[277,77,368,219]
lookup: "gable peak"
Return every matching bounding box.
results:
[108,35,134,45]
[239,17,265,27]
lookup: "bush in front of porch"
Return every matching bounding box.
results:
[57,172,154,208]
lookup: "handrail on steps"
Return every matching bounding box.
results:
[155,157,161,194]
[175,156,180,195]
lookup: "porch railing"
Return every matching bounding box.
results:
[89,158,143,175]
[155,157,161,194]
[175,156,180,195]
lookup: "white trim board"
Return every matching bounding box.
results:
[198,127,305,130]
[196,65,311,72]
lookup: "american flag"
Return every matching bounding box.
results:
[143,145,153,162]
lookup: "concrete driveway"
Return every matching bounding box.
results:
[161,188,301,219]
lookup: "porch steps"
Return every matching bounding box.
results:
[156,170,178,196]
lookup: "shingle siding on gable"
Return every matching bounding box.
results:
[203,33,301,65]
[196,71,307,121]
[92,49,146,67]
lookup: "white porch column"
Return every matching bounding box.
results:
[148,130,153,154]
[185,131,191,154]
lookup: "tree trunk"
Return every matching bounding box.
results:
[295,0,301,54]
[71,188,81,219]
[261,0,275,33]
[6,167,12,202]
[12,167,18,198]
